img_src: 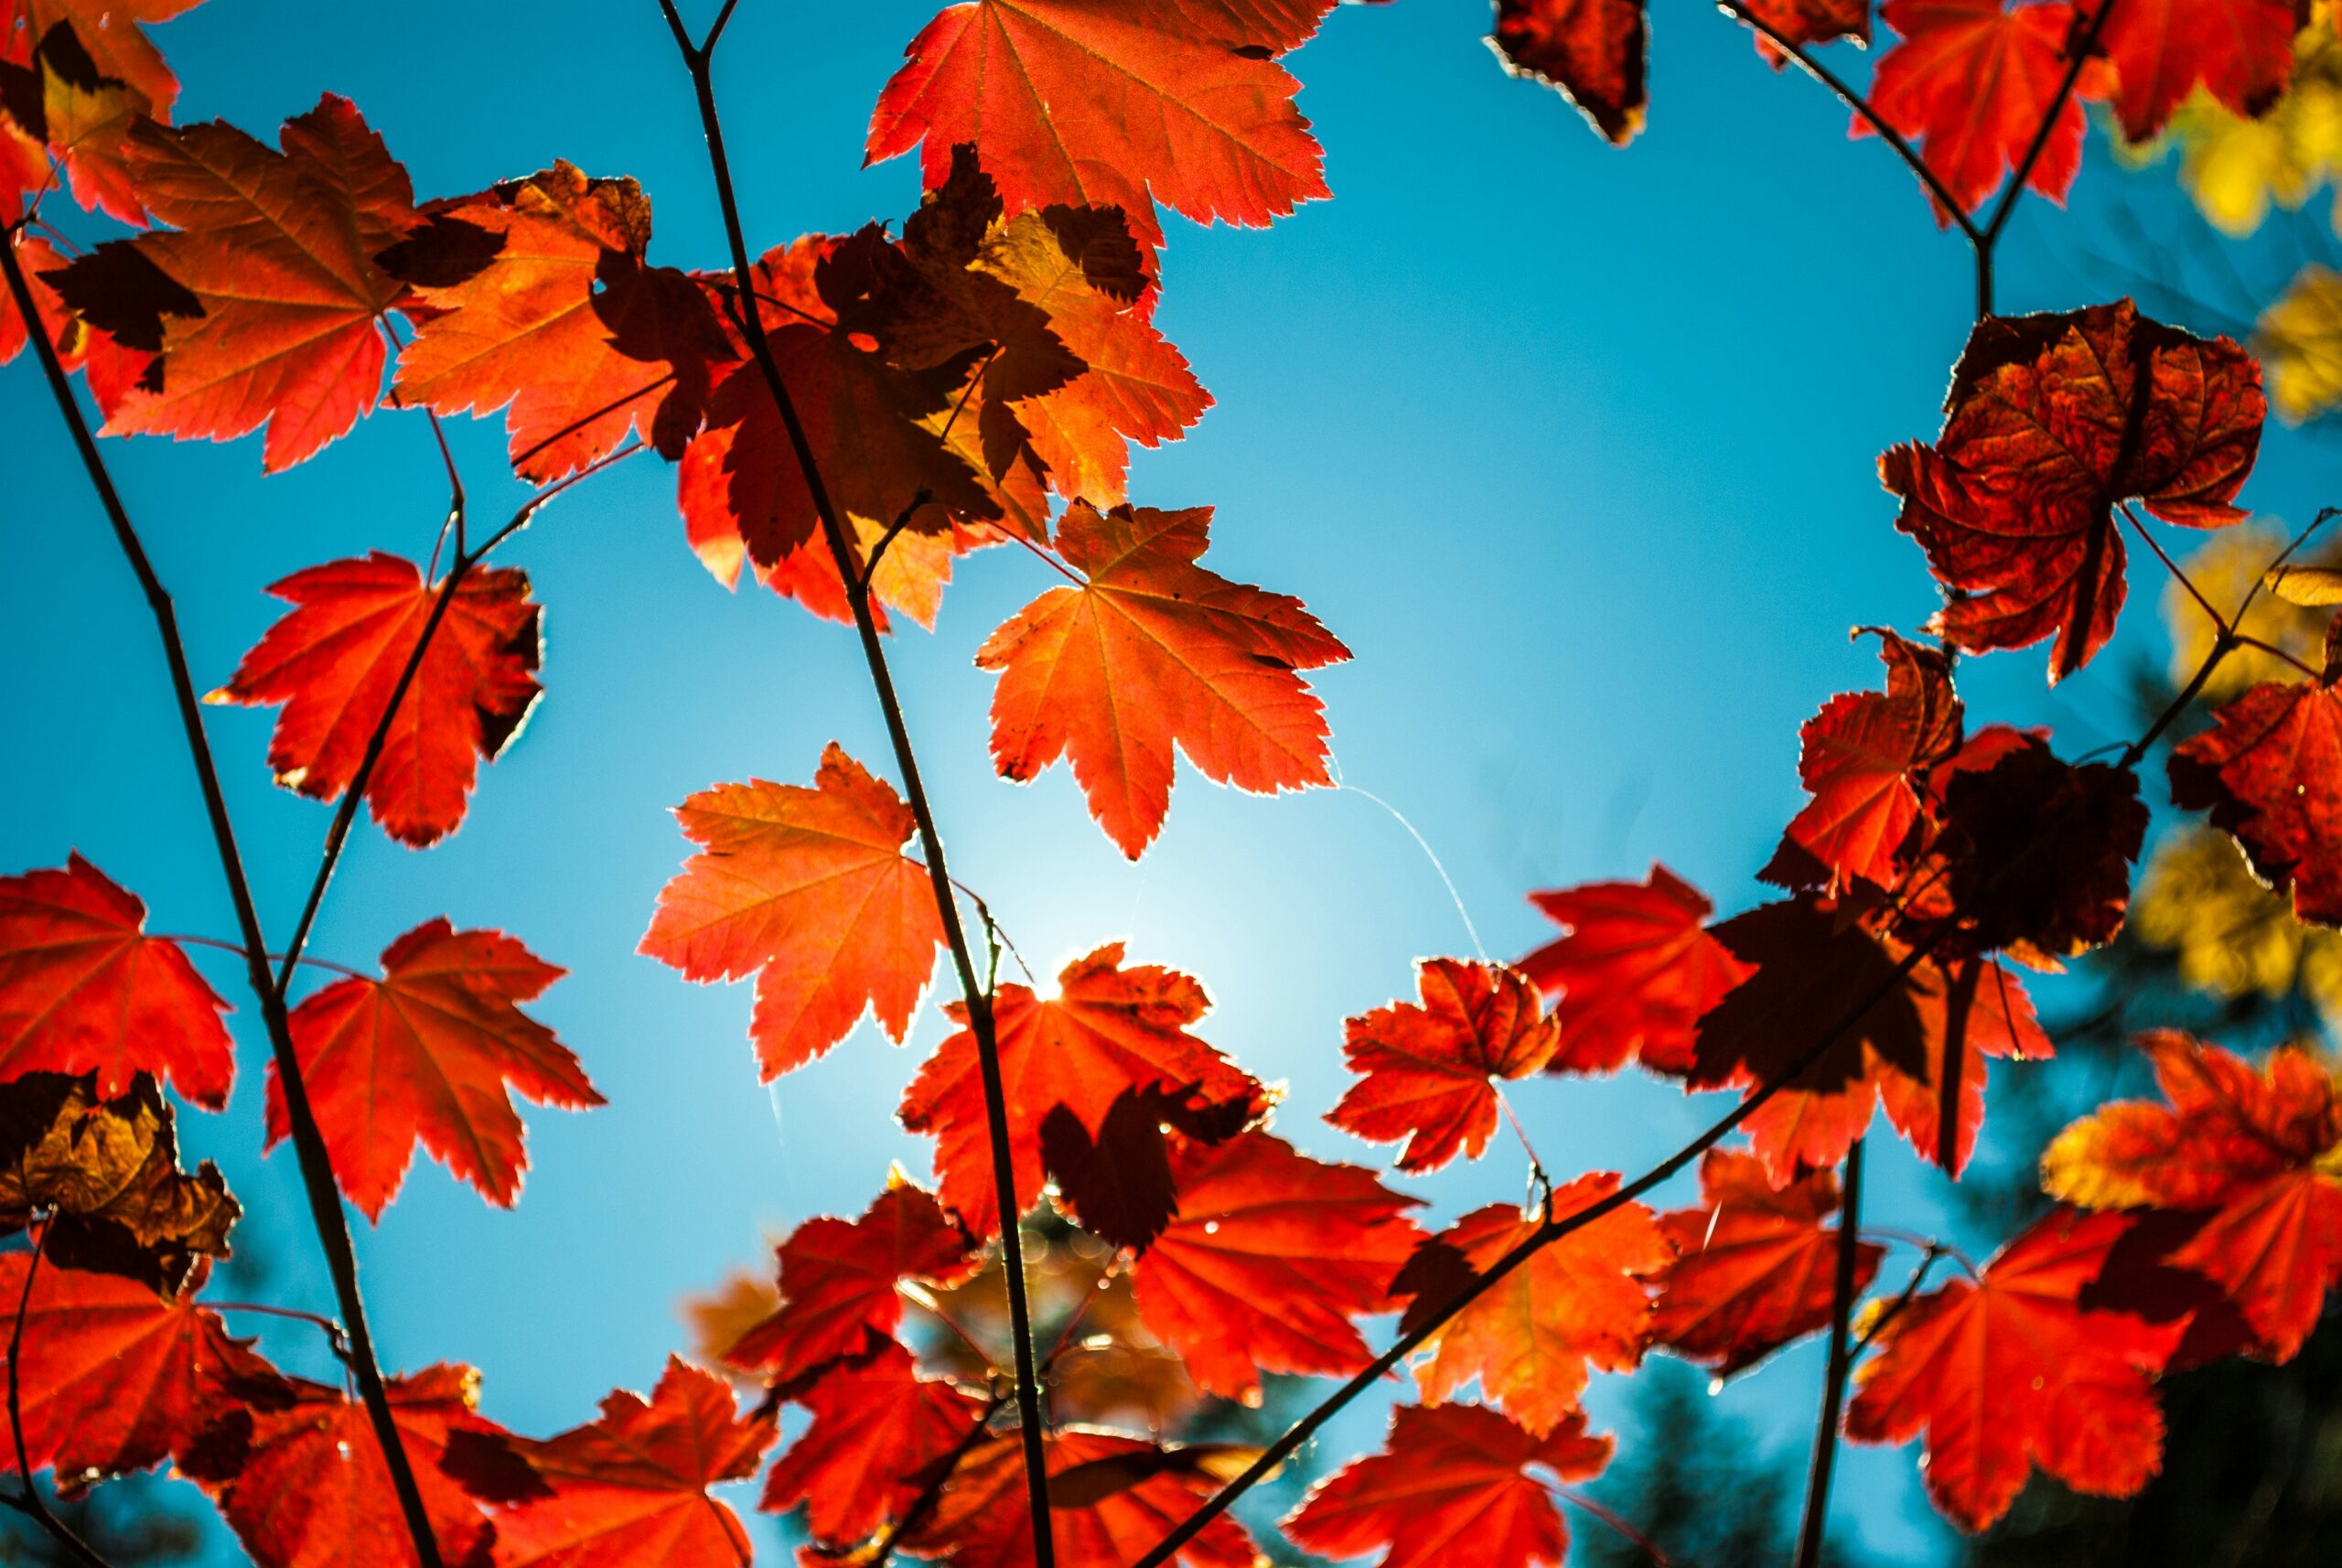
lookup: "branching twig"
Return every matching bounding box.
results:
[0,231,448,1568]
[1129,934,1943,1568]
[652,6,1056,1561]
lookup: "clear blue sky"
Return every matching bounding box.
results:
[5,2,2337,1563]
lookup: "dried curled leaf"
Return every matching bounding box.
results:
[0,1071,238,1292]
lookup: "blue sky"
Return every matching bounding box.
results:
[6,2,2339,1563]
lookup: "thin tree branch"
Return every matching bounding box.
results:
[1982,0,2120,248]
[5,1224,119,1568]
[653,10,1057,1563]
[272,443,644,991]
[1,231,447,1568]
[1793,1137,1865,1568]
[1712,0,1982,246]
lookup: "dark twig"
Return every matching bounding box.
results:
[1856,1245,1947,1356]
[654,6,1056,1561]
[5,1225,118,1568]
[1713,0,1982,246]
[1973,0,2122,316]
[272,442,644,991]
[1793,1138,1866,1568]
[1,231,447,1568]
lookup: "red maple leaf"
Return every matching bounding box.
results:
[723,1182,979,1391]
[1882,301,2263,682]
[266,919,601,1220]
[0,854,233,1108]
[440,1357,776,1568]
[1328,959,1561,1172]
[1514,864,1749,1075]
[1128,1129,1424,1402]
[759,1340,989,1546]
[1865,0,2112,217]
[386,163,735,481]
[1846,1208,2179,1533]
[2043,1032,2342,1359]
[2170,675,2342,925]
[183,1364,501,1568]
[901,1428,1259,1568]
[898,942,1265,1238]
[639,744,946,1079]
[1649,1147,1884,1375]
[0,1254,285,1488]
[1761,630,1962,895]
[868,0,1338,243]
[1489,0,1649,145]
[2086,0,2301,142]
[70,93,417,470]
[209,552,543,848]
[976,502,1349,858]
[1282,1402,1612,1568]
[1393,1175,1671,1437]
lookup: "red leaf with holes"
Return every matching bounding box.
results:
[265,920,599,1220]
[209,553,542,848]
[976,501,1349,858]
[1393,1175,1671,1436]
[0,1254,286,1488]
[1761,631,1962,895]
[639,744,946,1079]
[1129,1129,1423,1402]
[1490,0,1649,145]
[60,93,416,470]
[2044,1032,2342,1359]
[439,1357,775,1568]
[1328,959,1561,1172]
[1882,301,2263,682]
[1866,0,2111,218]
[1846,1208,2178,1532]
[2170,676,2342,926]
[759,1340,988,1545]
[868,0,1338,243]
[0,854,233,1108]
[1516,865,1749,1075]
[902,1428,1259,1568]
[899,942,1266,1238]
[1649,1148,1883,1375]
[722,1183,978,1391]
[387,163,733,482]
[1282,1402,1612,1568]
[182,1364,501,1568]
[2085,0,2301,143]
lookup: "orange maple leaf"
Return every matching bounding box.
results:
[639,744,946,1079]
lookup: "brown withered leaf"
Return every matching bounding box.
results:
[0,1071,237,1291]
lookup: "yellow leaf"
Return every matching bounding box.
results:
[2256,263,2342,423]
[2133,825,2342,1023]
[2162,522,2338,703]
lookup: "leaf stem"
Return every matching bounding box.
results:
[653,7,1057,1562]
[0,229,447,1568]
[1792,1137,1864,1568]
